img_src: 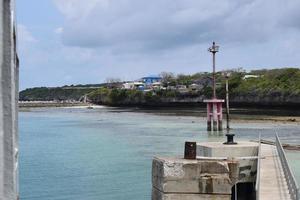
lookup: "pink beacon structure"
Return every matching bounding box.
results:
[204,42,224,131]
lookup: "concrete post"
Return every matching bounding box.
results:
[0,0,19,199]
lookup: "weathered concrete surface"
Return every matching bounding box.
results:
[259,144,291,200]
[152,187,231,200]
[0,0,19,199]
[197,141,258,183]
[197,141,258,158]
[152,157,239,198]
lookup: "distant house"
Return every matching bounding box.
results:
[123,76,162,91]
[123,82,135,89]
[243,75,260,79]
[167,85,176,90]
[177,85,189,93]
[189,83,203,91]
[141,76,162,85]
[123,81,145,90]
[152,82,163,90]
[134,82,145,90]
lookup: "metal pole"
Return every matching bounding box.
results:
[235,183,237,200]
[226,77,230,130]
[212,46,216,99]
[208,42,219,99]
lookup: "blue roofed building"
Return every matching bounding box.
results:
[141,76,162,86]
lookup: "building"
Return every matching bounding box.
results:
[0,0,19,199]
[122,81,145,90]
[123,82,135,89]
[123,76,162,91]
[133,82,145,90]
[243,74,260,79]
[141,76,162,86]
[152,82,163,90]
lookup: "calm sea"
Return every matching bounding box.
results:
[19,106,300,200]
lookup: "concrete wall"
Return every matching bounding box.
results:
[0,0,19,199]
[197,142,258,183]
[152,157,239,200]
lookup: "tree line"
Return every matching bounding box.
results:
[19,68,300,106]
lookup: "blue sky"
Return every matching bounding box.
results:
[17,0,300,90]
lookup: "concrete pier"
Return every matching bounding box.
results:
[152,141,259,200]
[0,0,19,199]
[259,144,291,200]
[152,138,298,200]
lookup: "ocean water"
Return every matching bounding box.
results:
[19,107,300,200]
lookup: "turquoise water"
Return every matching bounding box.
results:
[19,107,300,200]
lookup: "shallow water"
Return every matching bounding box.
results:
[19,107,300,200]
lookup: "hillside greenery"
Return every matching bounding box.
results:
[19,68,300,105]
[19,87,97,101]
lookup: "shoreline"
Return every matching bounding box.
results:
[18,102,300,124]
[19,101,90,108]
[230,116,300,125]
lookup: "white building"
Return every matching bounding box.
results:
[123,82,135,89]
[123,81,145,90]
[0,0,19,199]
[152,82,162,90]
[243,74,260,79]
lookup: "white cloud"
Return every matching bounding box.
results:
[54,27,64,34]
[19,0,300,89]
[52,0,103,20]
[52,0,300,52]
[18,24,38,43]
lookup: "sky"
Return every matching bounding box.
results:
[17,0,300,90]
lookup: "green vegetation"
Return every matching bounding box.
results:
[243,68,299,94]
[88,88,151,105]
[19,87,97,101]
[19,68,300,106]
[227,68,300,102]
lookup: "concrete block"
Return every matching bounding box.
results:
[196,142,258,183]
[152,157,238,194]
[152,187,231,200]
[197,141,258,158]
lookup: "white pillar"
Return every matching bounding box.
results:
[0,0,19,199]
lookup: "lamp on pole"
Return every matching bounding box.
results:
[208,42,219,99]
